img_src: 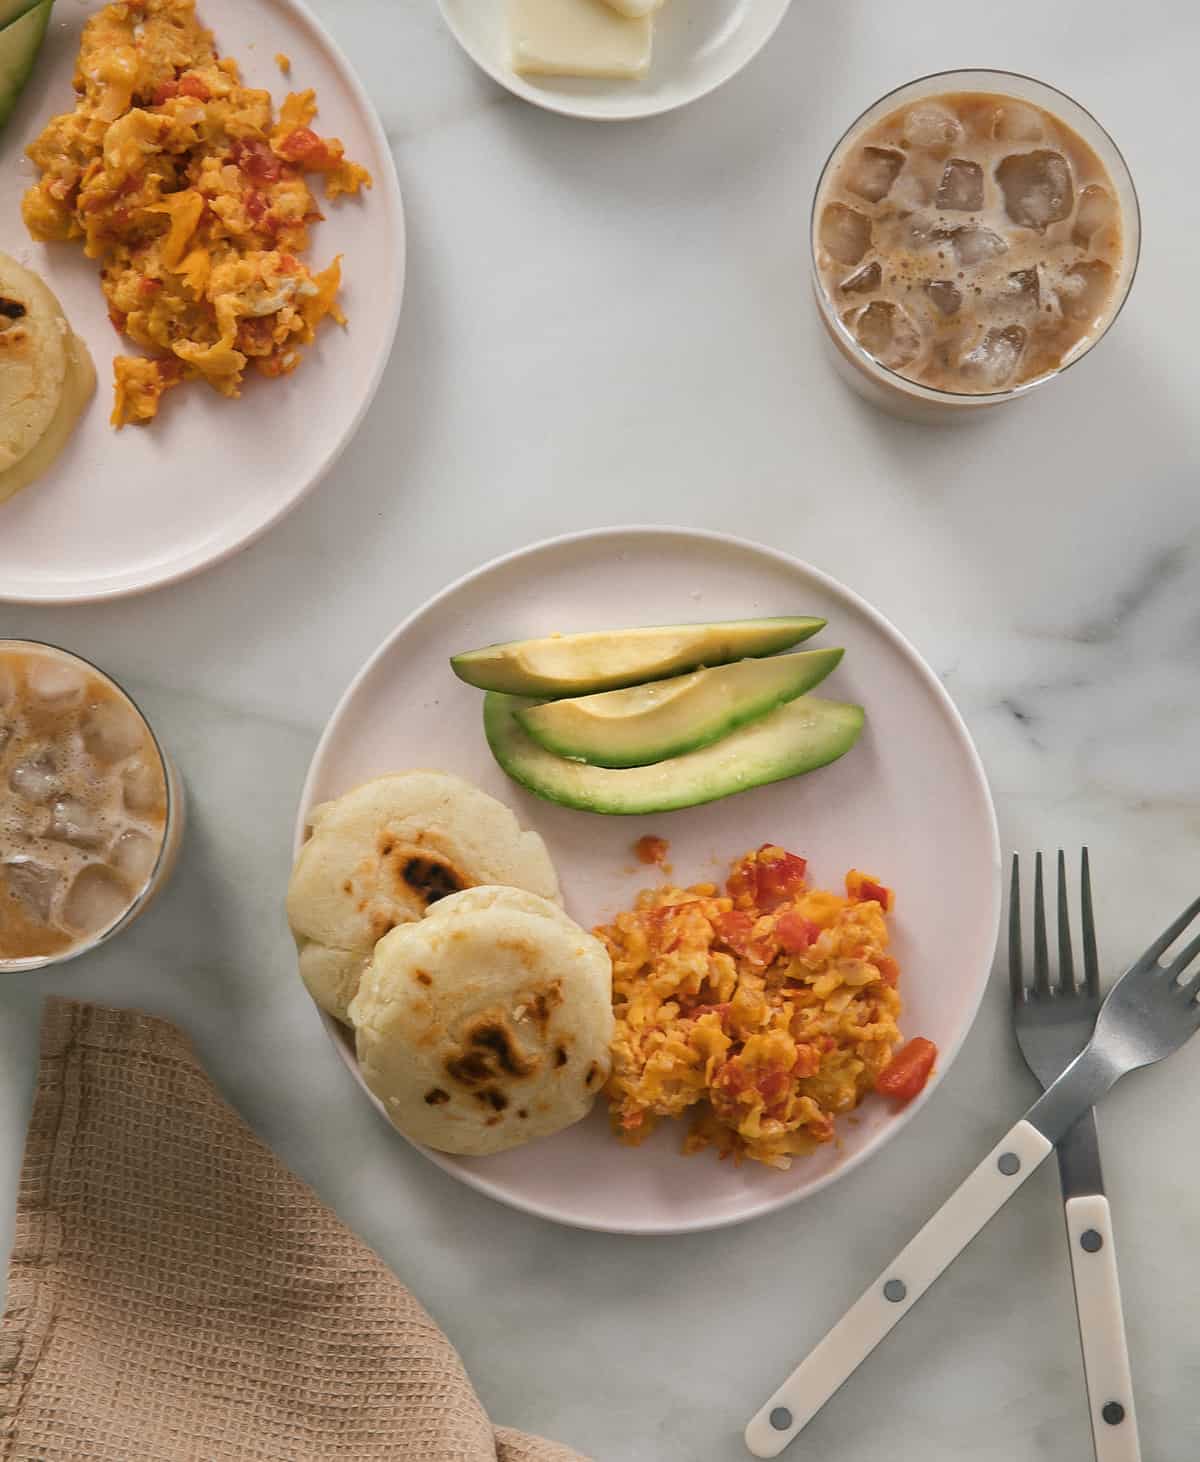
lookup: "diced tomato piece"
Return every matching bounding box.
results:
[117,172,143,197]
[151,80,179,105]
[846,869,892,910]
[876,954,900,987]
[713,911,776,967]
[753,846,809,909]
[755,1068,791,1106]
[619,1110,645,1131]
[875,1037,937,1106]
[177,73,211,100]
[244,189,268,225]
[685,1001,730,1022]
[791,1044,820,1078]
[776,911,820,953]
[231,139,283,184]
[714,910,753,946]
[727,846,807,909]
[634,835,669,867]
[276,126,334,168]
[713,1060,748,1097]
[136,277,161,299]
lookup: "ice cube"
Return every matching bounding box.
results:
[1005,268,1041,314]
[850,301,922,370]
[26,658,86,709]
[961,325,1027,388]
[109,828,159,886]
[840,261,881,295]
[48,796,105,849]
[122,757,164,815]
[61,863,131,936]
[996,150,1074,230]
[819,203,873,266]
[925,280,962,316]
[902,106,963,153]
[936,158,984,212]
[1073,184,1118,247]
[3,858,60,924]
[844,146,905,203]
[9,755,59,805]
[1056,260,1114,324]
[890,171,935,210]
[992,103,1044,143]
[82,699,143,764]
[950,226,1009,267]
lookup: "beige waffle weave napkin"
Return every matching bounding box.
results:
[0,998,588,1462]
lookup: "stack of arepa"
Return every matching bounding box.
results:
[0,251,94,505]
[287,771,613,1156]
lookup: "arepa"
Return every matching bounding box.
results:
[287,771,562,1022]
[0,251,94,504]
[349,886,614,1157]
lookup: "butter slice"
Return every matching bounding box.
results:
[511,0,652,80]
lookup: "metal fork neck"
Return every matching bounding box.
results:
[1025,1044,1121,1146]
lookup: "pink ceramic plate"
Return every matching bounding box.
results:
[0,0,404,602]
[295,527,1001,1234]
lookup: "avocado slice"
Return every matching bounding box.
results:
[0,0,52,132]
[451,617,826,697]
[0,0,44,29]
[484,691,864,814]
[514,648,844,768]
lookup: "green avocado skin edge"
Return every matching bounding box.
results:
[514,648,845,769]
[0,0,53,133]
[484,692,866,815]
[450,616,827,697]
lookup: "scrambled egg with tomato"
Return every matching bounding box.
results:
[598,845,937,1169]
[21,0,372,427]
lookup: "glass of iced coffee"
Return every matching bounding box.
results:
[0,642,185,971]
[811,70,1140,420]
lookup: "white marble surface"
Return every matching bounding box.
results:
[3,1,1200,1457]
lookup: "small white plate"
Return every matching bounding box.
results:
[0,0,404,603]
[438,0,793,121]
[295,527,1001,1235]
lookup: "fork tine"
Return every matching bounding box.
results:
[1008,854,1024,1005]
[1142,893,1200,966]
[1168,930,1200,984]
[1056,850,1076,994]
[1033,852,1052,996]
[1080,848,1100,998]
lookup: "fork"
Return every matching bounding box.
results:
[1011,850,1140,1462]
[744,884,1200,1458]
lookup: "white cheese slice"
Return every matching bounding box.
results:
[510,0,653,80]
[597,0,666,17]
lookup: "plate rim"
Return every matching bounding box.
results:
[294,524,1002,1235]
[0,0,406,605]
[435,0,794,123]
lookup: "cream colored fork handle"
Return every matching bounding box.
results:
[1066,1194,1141,1462]
[744,1120,1053,1459]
